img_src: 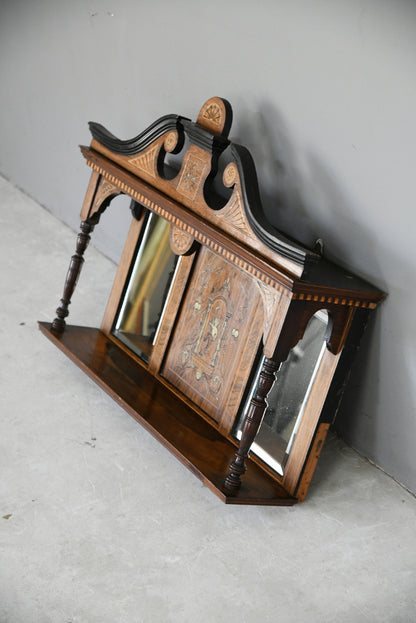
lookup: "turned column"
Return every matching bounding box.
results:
[51,221,93,333]
[224,356,280,494]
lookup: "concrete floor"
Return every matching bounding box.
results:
[1,174,415,623]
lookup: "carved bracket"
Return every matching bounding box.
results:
[169,224,196,256]
[87,177,122,225]
[272,300,355,363]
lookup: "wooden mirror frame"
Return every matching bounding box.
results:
[39,97,385,505]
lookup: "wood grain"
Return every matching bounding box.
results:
[162,247,263,428]
[282,349,341,494]
[51,221,93,333]
[38,322,296,506]
[148,252,196,375]
[295,423,330,502]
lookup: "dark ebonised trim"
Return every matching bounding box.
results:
[231,144,320,269]
[88,115,187,156]
[88,110,319,270]
[182,118,229,156]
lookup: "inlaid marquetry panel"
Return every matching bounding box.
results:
[162,247,263,429]
[177,153,207,200]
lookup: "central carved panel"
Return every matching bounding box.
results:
[177,154,206,200]
[162,247,263,428]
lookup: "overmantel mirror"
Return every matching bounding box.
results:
[39,97,385,505]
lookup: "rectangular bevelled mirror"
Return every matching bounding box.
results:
[112,211,178,363]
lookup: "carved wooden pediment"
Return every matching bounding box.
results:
[86,97,320,278]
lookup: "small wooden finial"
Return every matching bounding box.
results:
[196,97,232,138]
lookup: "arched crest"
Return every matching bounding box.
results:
[87,97,320,278]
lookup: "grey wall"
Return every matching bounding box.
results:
[1,0,415,493]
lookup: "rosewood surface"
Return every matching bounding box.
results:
[38,322,296,506]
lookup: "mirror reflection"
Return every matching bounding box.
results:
[113,211,178,363]
[235,310,329,475]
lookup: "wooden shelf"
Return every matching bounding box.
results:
[38,322,297,506]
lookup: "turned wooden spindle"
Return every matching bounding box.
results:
[51,221,93,333]
[224,357,280,495]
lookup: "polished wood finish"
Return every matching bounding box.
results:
[162,246,263,429]
[295,423,330,502]
[88,99,312,278]
[39,322,296,506]
[148,253,196,375]
[282,349,340,494]
[52,221,93,333]
[41,97,385,505]
[224,357,281,494]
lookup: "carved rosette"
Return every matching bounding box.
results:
[202,103,222,126]
[197,100,223,131]
[164,131,178,153]
[223,162,238,188]
[196,96,231,136]
[169,225,195,255]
